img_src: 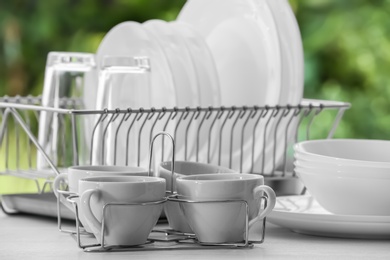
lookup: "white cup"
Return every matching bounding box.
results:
[158,161,236,233]
[79,176,165,246]
[53,165,149,209]
[176,173,276,243]
[53,165,148,232]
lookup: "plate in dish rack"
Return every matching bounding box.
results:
[143,20,200,162]
[257,0,304,174]
[177,0,282,172]
[94,21,176,167]
[169,21,221,163]
[268,195,390,239]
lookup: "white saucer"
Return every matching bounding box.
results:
[268,195,390,239]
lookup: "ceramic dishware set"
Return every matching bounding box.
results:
[5,0,378,253]
[53,131,277,249]
[49,0,303,249]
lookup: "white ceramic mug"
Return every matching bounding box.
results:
[53,165,149,211]
[176,173,276,243]
[53,165,149,233]
[79,176,165,246]
[158,161,236,233]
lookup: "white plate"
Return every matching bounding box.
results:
[266,0,304,105]
[177,0,282,172]
[169,21,221,163]
[268,195,390,239]
[94,21,176,167]
[143,20,199,161]
[253,0,304,174]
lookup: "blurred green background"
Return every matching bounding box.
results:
[0,0,390,193]
[1,0,389,139]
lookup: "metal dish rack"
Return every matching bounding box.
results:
[0,95,350,193]
[0,95,350,251]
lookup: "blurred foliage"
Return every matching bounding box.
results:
[1,0,390,138]
[290,0,390,139]
[0,0,186,97]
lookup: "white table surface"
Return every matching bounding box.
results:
[0,211,389,260]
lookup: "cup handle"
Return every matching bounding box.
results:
[80,189,101,234]
[249,185,276,228]
[53,173,74,211]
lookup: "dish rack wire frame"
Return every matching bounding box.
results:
[59,132,268,252]
[0,97,349,251]
[0,96,351,194]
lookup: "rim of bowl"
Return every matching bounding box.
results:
[79,175,165,184]
[294,139,390,166]
[176,173,262,182]
[159,161,236,173]
[294,166,390,180]
[69,165,148,173]
[294,153,390,171]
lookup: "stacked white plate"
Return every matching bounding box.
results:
[86,0,304,171]
[91,19,221,167]
[177,0,304,173]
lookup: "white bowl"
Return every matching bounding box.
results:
[294,139,390,168]
[295,167,390,216]
[294,154,390,179]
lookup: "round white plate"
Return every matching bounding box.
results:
[268,195,390,239]
[259,0,304,174]
[94,21,176,167]
[177,0,282,172]
[143,19,200,162]
[266,0,304,106]
[169,21,221,163]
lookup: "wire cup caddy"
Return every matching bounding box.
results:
[58,132,269,252]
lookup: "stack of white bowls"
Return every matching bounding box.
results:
[294,139,390,216]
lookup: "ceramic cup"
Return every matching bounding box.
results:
[53,165,149,210]
[79,176,165,246]
[53,165,148,232]
[158,161,236,233]
[176,173,276,243]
